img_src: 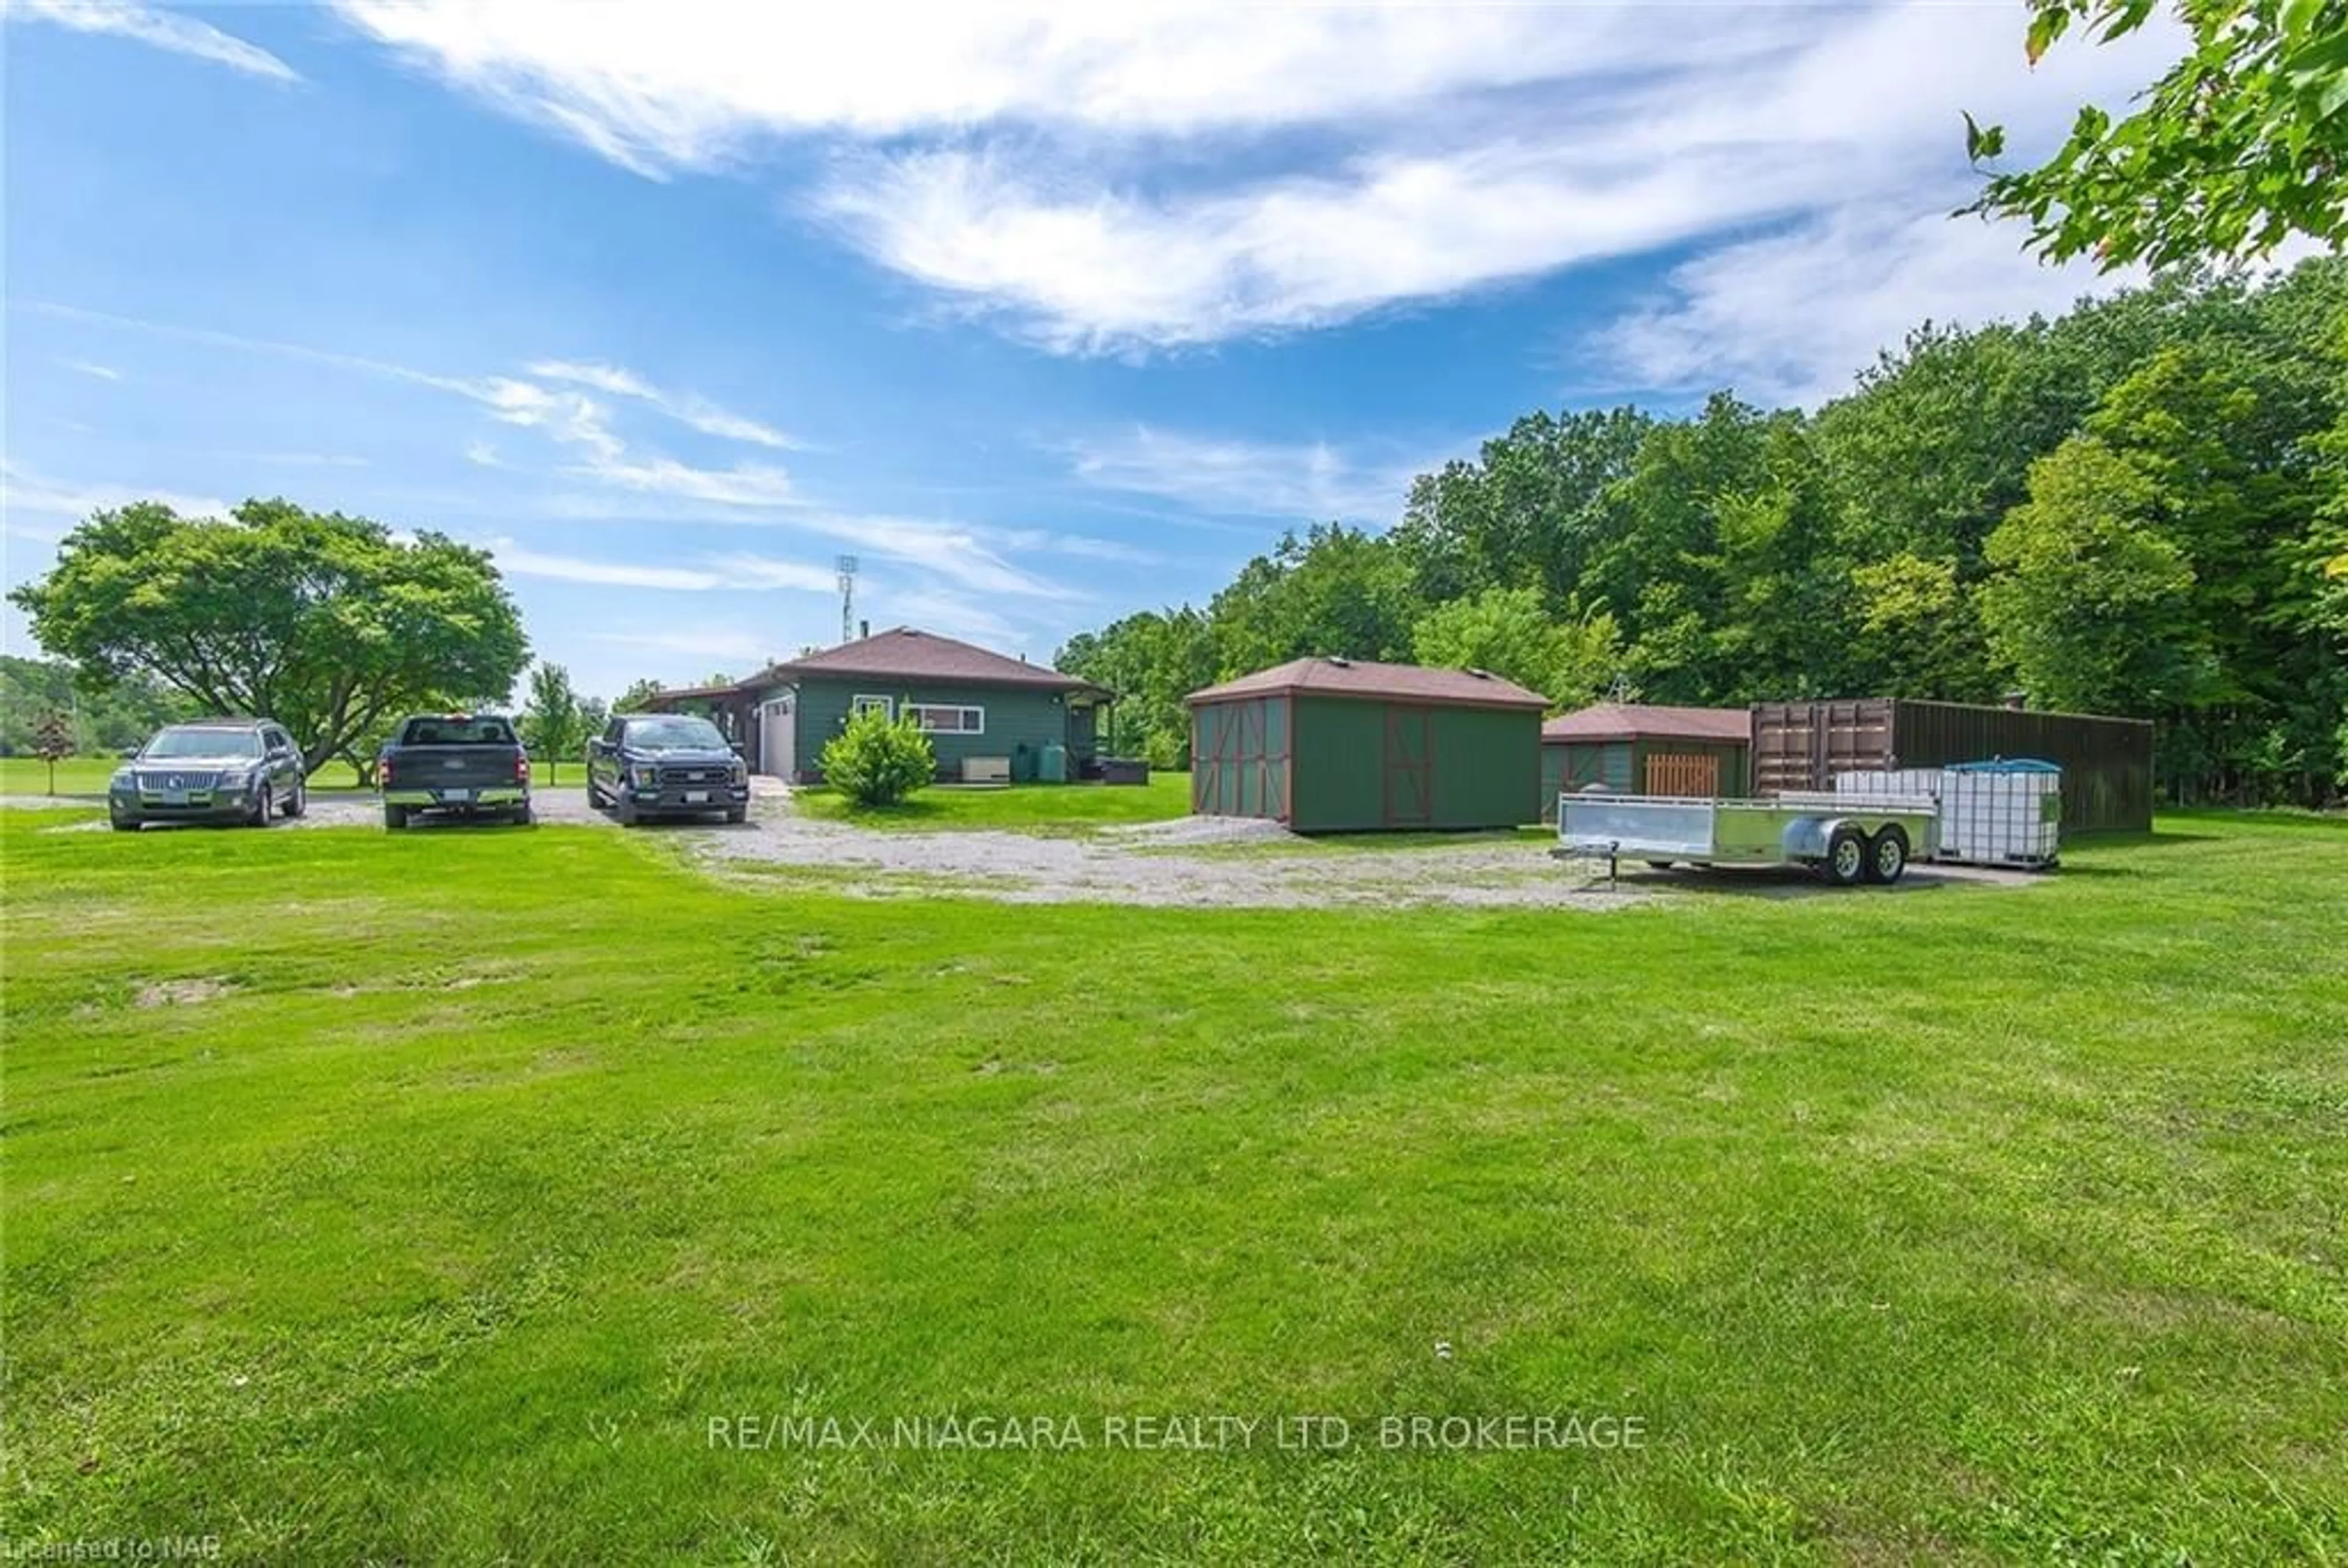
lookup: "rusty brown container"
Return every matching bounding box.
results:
[1750,698,2154,834]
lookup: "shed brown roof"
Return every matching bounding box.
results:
[1541,703,1751,744]
[1187,657,1549,710]
[744,627,1106,694]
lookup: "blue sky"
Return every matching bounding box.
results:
[4,2,2173,701]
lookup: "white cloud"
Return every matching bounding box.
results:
[783,512,1076,600]
[524,359,652,399]
[814,140,1826,354]
[1062,425,1431,526]
[584,454,794,507]
[333,4,1753,165]
[334,2,2178,363]
[493,542,729,591]
[1594,210,2136,408]
[15,0,299,82]
[704,553,837,594]
[2,461,231,522]
[20,301,1091,607]
[508,495,1088,602]
[23,300,496,398]
[529,359,800,449]
[23,303,802,490]
[61,358,120,381]
[406,363,804,508]
[492,540,835,595]
[988,528,1165,567]
[868,586,1025,650]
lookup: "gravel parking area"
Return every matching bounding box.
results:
[692,803,1644,910]
[687,797,2047,910]
[8,786,2039,910]
[6,788,613,831]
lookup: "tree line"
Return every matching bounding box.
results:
[1057,260,2348,804]
[0,654,193,756]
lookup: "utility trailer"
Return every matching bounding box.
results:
[1555,790,1941,886]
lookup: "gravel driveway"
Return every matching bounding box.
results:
[9,786,2036,910]
[6,787,613,831]
[687,805,1640,910]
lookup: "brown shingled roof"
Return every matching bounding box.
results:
[1541,703,1750,743]
[1187,657,1548,710]
[749,627,1107,694]
[640,681,740,706]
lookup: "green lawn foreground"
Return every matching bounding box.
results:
[792,769,1192,832]
[2,808,2343,1564]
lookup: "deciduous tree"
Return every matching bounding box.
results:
[1963,0,2348,268]
[10,499,528,775]
[34,710,72,795]
[1408,586,1625,707]
[520,661,584,784]
[1981,438,2214,712]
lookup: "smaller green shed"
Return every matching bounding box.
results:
[1188,657,1548,833]
[1539,704,1751,819]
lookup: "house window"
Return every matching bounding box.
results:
[904,704,984,735]
[850,694,895,720]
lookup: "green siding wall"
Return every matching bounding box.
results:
[1290,697,1388,831]
[1427,705,1543,828]
[1540,740,1634,819]
[1539,738,1747,817]
[1279,696,1540,833]
[774,677,1077,784]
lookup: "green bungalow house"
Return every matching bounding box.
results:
[646,627,1112,784]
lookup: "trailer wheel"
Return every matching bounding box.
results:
[1644,860,1675,871]
[1866,825,1910,885]
[1825,825,1868,886]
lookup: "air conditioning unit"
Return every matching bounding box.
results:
[962,756,1011,784]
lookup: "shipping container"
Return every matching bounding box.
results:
[1752,698,2151,834]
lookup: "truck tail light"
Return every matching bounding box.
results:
[380,760,395,787]
[516,754,531,783]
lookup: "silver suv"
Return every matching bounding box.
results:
[108,720,309,831]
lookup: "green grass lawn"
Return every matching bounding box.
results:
[4,808,2344,1562]
[1,756,593,798]
[794,770,1192,832]
[1,756,374,796]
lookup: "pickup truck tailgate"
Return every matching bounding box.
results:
[384,746,522,790]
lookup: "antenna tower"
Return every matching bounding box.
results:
[836,554,859,645]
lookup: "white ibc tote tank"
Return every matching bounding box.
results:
[1939,758,2062,868]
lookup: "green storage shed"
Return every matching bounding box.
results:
[1538,704,1752,819]
[1187,657,1548,833]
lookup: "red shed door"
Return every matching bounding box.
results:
[1383,705,1433,826]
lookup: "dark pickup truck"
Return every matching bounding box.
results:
[586,712,749,825]
[378,713,533,830]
